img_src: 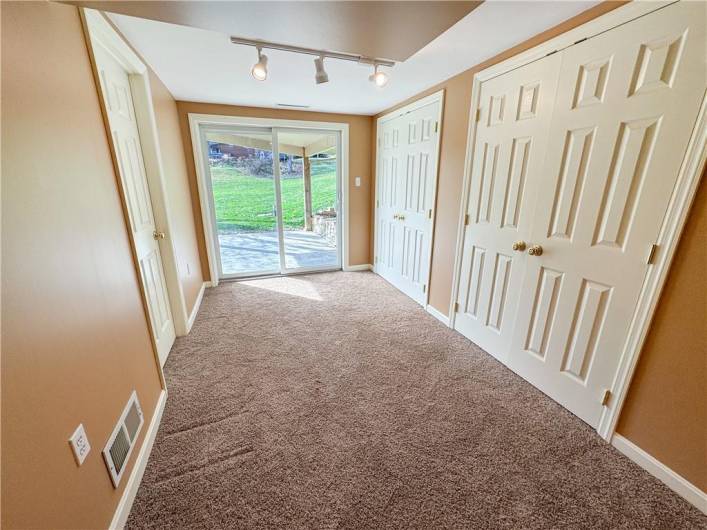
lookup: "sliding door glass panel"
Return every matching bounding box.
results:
[277,130,339,271]
[205,130,279,277]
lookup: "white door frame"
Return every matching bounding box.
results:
[373,89,445,307]
[188,113,349,286]
[82,10,191,372]
[447,0,706,442]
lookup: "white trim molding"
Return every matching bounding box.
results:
[448,0,705,442]
[449,1,677,330]
[612,434,707,515]
[188,113,350,285]
[109,389,167,530]
[343,264,372,272]
[474,1,677,83]
[373,89,445,307]
[82,8,189,377]
[185,281,208,333]
[597,93,707,440]
[426,304,450,327]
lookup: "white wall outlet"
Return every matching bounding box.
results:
[69,424,91,466]
[354,176,361,187]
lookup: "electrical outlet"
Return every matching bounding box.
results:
[69,424,91,466]
[354,176,361,187]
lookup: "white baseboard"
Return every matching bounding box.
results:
[343,264,372,272]
[612,433,707,514]
[426,304,450,327]
[109,389,167,529]
[185,281,207,333]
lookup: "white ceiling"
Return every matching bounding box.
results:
[109,1,599,116]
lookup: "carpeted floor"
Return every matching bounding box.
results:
[127,271,706,529]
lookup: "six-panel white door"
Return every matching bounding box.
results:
[376,98,441,304]
[454,53,563,359]
[506,1,706,427]
[94,44,176,365]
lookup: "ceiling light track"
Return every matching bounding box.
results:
[231,36,394,86]
[231,37,395,67]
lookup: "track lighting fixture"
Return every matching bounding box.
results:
[369,64,389,87]
[314,56,329,84]
[251,47,268,81]
[232,36,394,87]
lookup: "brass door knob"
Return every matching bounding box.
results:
[512,241,526,251]
[399,215,405,221]
[153,230,166,240]
[528,244,543,256]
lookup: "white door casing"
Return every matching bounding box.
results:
[453,1,705,429]
[506,1,706,427]
[94,43,176,365]
[375,93,443,305]
[454,53,563,360]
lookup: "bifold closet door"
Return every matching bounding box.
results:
[454,53,563,359]
[506,1,706,427]
[376,100,440,304]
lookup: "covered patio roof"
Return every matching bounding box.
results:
[205,130,336,158]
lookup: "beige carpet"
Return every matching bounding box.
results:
[127,271,706,529]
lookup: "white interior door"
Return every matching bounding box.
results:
[375,97,442,305]
[94,44,176,365]
[454,53,563,359]
[506,1,706,427]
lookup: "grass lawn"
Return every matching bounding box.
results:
[210,161,336,231]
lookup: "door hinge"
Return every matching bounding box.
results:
[601,389,611,407]
[422,284,426,293]
[574,37,589,45]
[475,108,481,122]
[647,244,658,264]
[454,302,460,312]
[434,121,439,133]
[464,213,470,226]
[376,199,380,208]
[427,209,433,219]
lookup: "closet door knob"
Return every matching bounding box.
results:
[528,245,543,256]
[512,241,526,251]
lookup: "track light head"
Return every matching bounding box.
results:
[251,47,268,81]
[314,56,329,84]
[369,64,389,87]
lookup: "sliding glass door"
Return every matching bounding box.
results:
[202,125,341,279]
[275,129,340,272]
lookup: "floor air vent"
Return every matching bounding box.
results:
[103,391,144,487]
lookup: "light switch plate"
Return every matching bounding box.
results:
[355,176,361,187]
[69,423,91,466]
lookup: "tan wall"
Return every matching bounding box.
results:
[616,174,707,491]
[1,2,164,528]
[175,102,374,277]
[372,0,705,491]
[149,72,204,311]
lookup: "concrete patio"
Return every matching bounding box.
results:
[218,230,338,275]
